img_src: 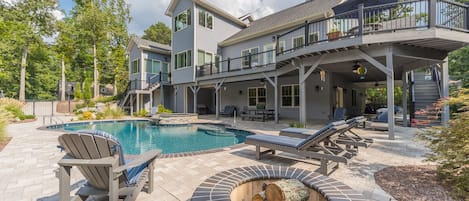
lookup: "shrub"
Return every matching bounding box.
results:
[80,111,94,120]
[421,88,469,200]
[289,122,306,128]
[157,104,172,114]
[96,96,117,103]
[99,105,124,119]
[74,83,82,100]
[0,106,12,141]
[136,109,148,117]
[0,98,34,121]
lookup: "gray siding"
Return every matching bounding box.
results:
[129,45,142,84]
[171,0,195,85]
[331,73,366,117]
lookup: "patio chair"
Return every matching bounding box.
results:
[57,130,161,201]
[333,107,347,121]
[245,121,353,175]
[280,116,373,149]
[146,107,158,117]
[220,105,237,116]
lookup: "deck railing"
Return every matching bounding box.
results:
[196,49,276,78]
[276,0,469,55]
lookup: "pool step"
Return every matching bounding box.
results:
[198,125,236,137]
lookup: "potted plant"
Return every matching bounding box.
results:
[327,28,341,40]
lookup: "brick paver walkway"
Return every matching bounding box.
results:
[0,115,432,201]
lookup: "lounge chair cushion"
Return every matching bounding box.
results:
[296,121,345,148]
[246,134,303,148]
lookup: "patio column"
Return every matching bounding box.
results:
[174,87,178,112]
[402,71,409,127]
[189,86,200,114]
[160,85,164,106]
[295,56,324,124]
[130,93,133,116]
[215,80,225,120]
[263,73,278,123]
[149,92,153,110]
[441,58,450,126]
[386,51,395,140]
[136,93,140,113]
[357,49,395,139]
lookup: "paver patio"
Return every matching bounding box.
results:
[0,115,433,201]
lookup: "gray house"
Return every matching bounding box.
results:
[122,0,469,138]
[120,37,171,114]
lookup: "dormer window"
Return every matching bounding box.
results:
[175,9,191,32]
[198,10,213,29]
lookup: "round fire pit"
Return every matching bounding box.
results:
[190,165,366,201]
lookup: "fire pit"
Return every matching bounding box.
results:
[190,165,367,201]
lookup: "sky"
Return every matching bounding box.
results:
[58,0,304,36]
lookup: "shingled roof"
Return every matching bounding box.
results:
[127,37,171,55]
[220,0,344,46]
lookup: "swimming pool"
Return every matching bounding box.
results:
[49,120,253,155]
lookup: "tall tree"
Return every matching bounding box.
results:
[13,0,57,101]
[142,22,171,45]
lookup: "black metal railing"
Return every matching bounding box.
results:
[196,49,276,78]
[276,0,469,55]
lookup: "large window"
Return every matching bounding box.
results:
[175,9,191,32]
[175,50,192,69]
[309,32,319,44]
[131,59,140,74]
[293,36,304,49]
[278,40,286,53]
[248,87,266,107]
[197,49,213,66]
[264,43,275,64]
[145,59,161,74]
[241,47,259,68]
[281,85,300,107]
[198,9,213,29]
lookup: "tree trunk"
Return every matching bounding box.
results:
[265,179,309,201]
[19,45,28,101]
[61,57,66,101]
[93,42,99,99]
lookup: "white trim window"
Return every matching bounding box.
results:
[278,40,286,53]
[292,36,304,49]
[248,87,266,107]
[198,9,213,29]
[175,50,192,69]
[241,47,259,68]
[145,59,161,74]
[309,32,319,44]
[264,43,275,64]
[197,49,213,66]
[131,59,140,74]
[281,85,300,107]
[175,9,191,32]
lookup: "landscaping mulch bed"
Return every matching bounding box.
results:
[0,137,12,152]
[375,165,459,201]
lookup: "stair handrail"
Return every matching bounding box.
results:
[118,83,131,107]
[433,66,443,98]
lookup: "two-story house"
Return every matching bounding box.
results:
[121,37,171,114]
[124,0,469,138]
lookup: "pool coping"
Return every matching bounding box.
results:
[190,165,369,201]
[38,119,253,159]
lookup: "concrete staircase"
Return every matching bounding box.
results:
[412,72,442,126]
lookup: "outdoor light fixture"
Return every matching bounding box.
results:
[352,62,367,80]
[259,79,265,86]
[319,70,326,82]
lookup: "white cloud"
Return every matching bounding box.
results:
[125,0,303,35]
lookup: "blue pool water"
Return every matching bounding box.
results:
[52,120,253,155]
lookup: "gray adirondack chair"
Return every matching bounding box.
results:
[57,130,161,201]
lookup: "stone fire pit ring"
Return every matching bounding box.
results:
[190,165,368,201]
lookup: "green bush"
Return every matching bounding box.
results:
[289,122,306,128]
[136,109,148,117]
[0,106,12,141]
[3,105,34,120]
[74,83,82,100]
[96,96,117,103]
[422,88,469,200]
[157,104,172,114]
[99,105,124,119]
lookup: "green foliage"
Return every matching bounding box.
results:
[142,22,171,45]
[422,88,469,200]
[83,77,93,102]
[449,46,469,88]
[157,104,173,114]
[136,109,148,117]
[97,105,124,119]
[74,83,83,100]
[0,98,34,121]
[0,106,13,141]
[366,87,403,105]
[289,122,306,128]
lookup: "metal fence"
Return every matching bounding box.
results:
[21,100,75,116]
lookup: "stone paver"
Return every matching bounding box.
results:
[0,115,432,201]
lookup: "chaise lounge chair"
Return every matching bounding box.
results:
[280,116,373,149]
[333,107,347,121]
[245,121,353,175]
[57,130,161,201]
[146,107,158,117]
[220,105,237,116]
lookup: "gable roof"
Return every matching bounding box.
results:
[220,0,345,46]
[126,37,171,55]
[165,0,247,28]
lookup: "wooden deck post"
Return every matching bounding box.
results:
[402,71,409,127]
[263,73,278,123]
[441,58,450,126]
[386,50,395,140]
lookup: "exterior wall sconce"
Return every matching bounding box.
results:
[319,70,326,82]
[239,90,243,95]
[352,62,367,80]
